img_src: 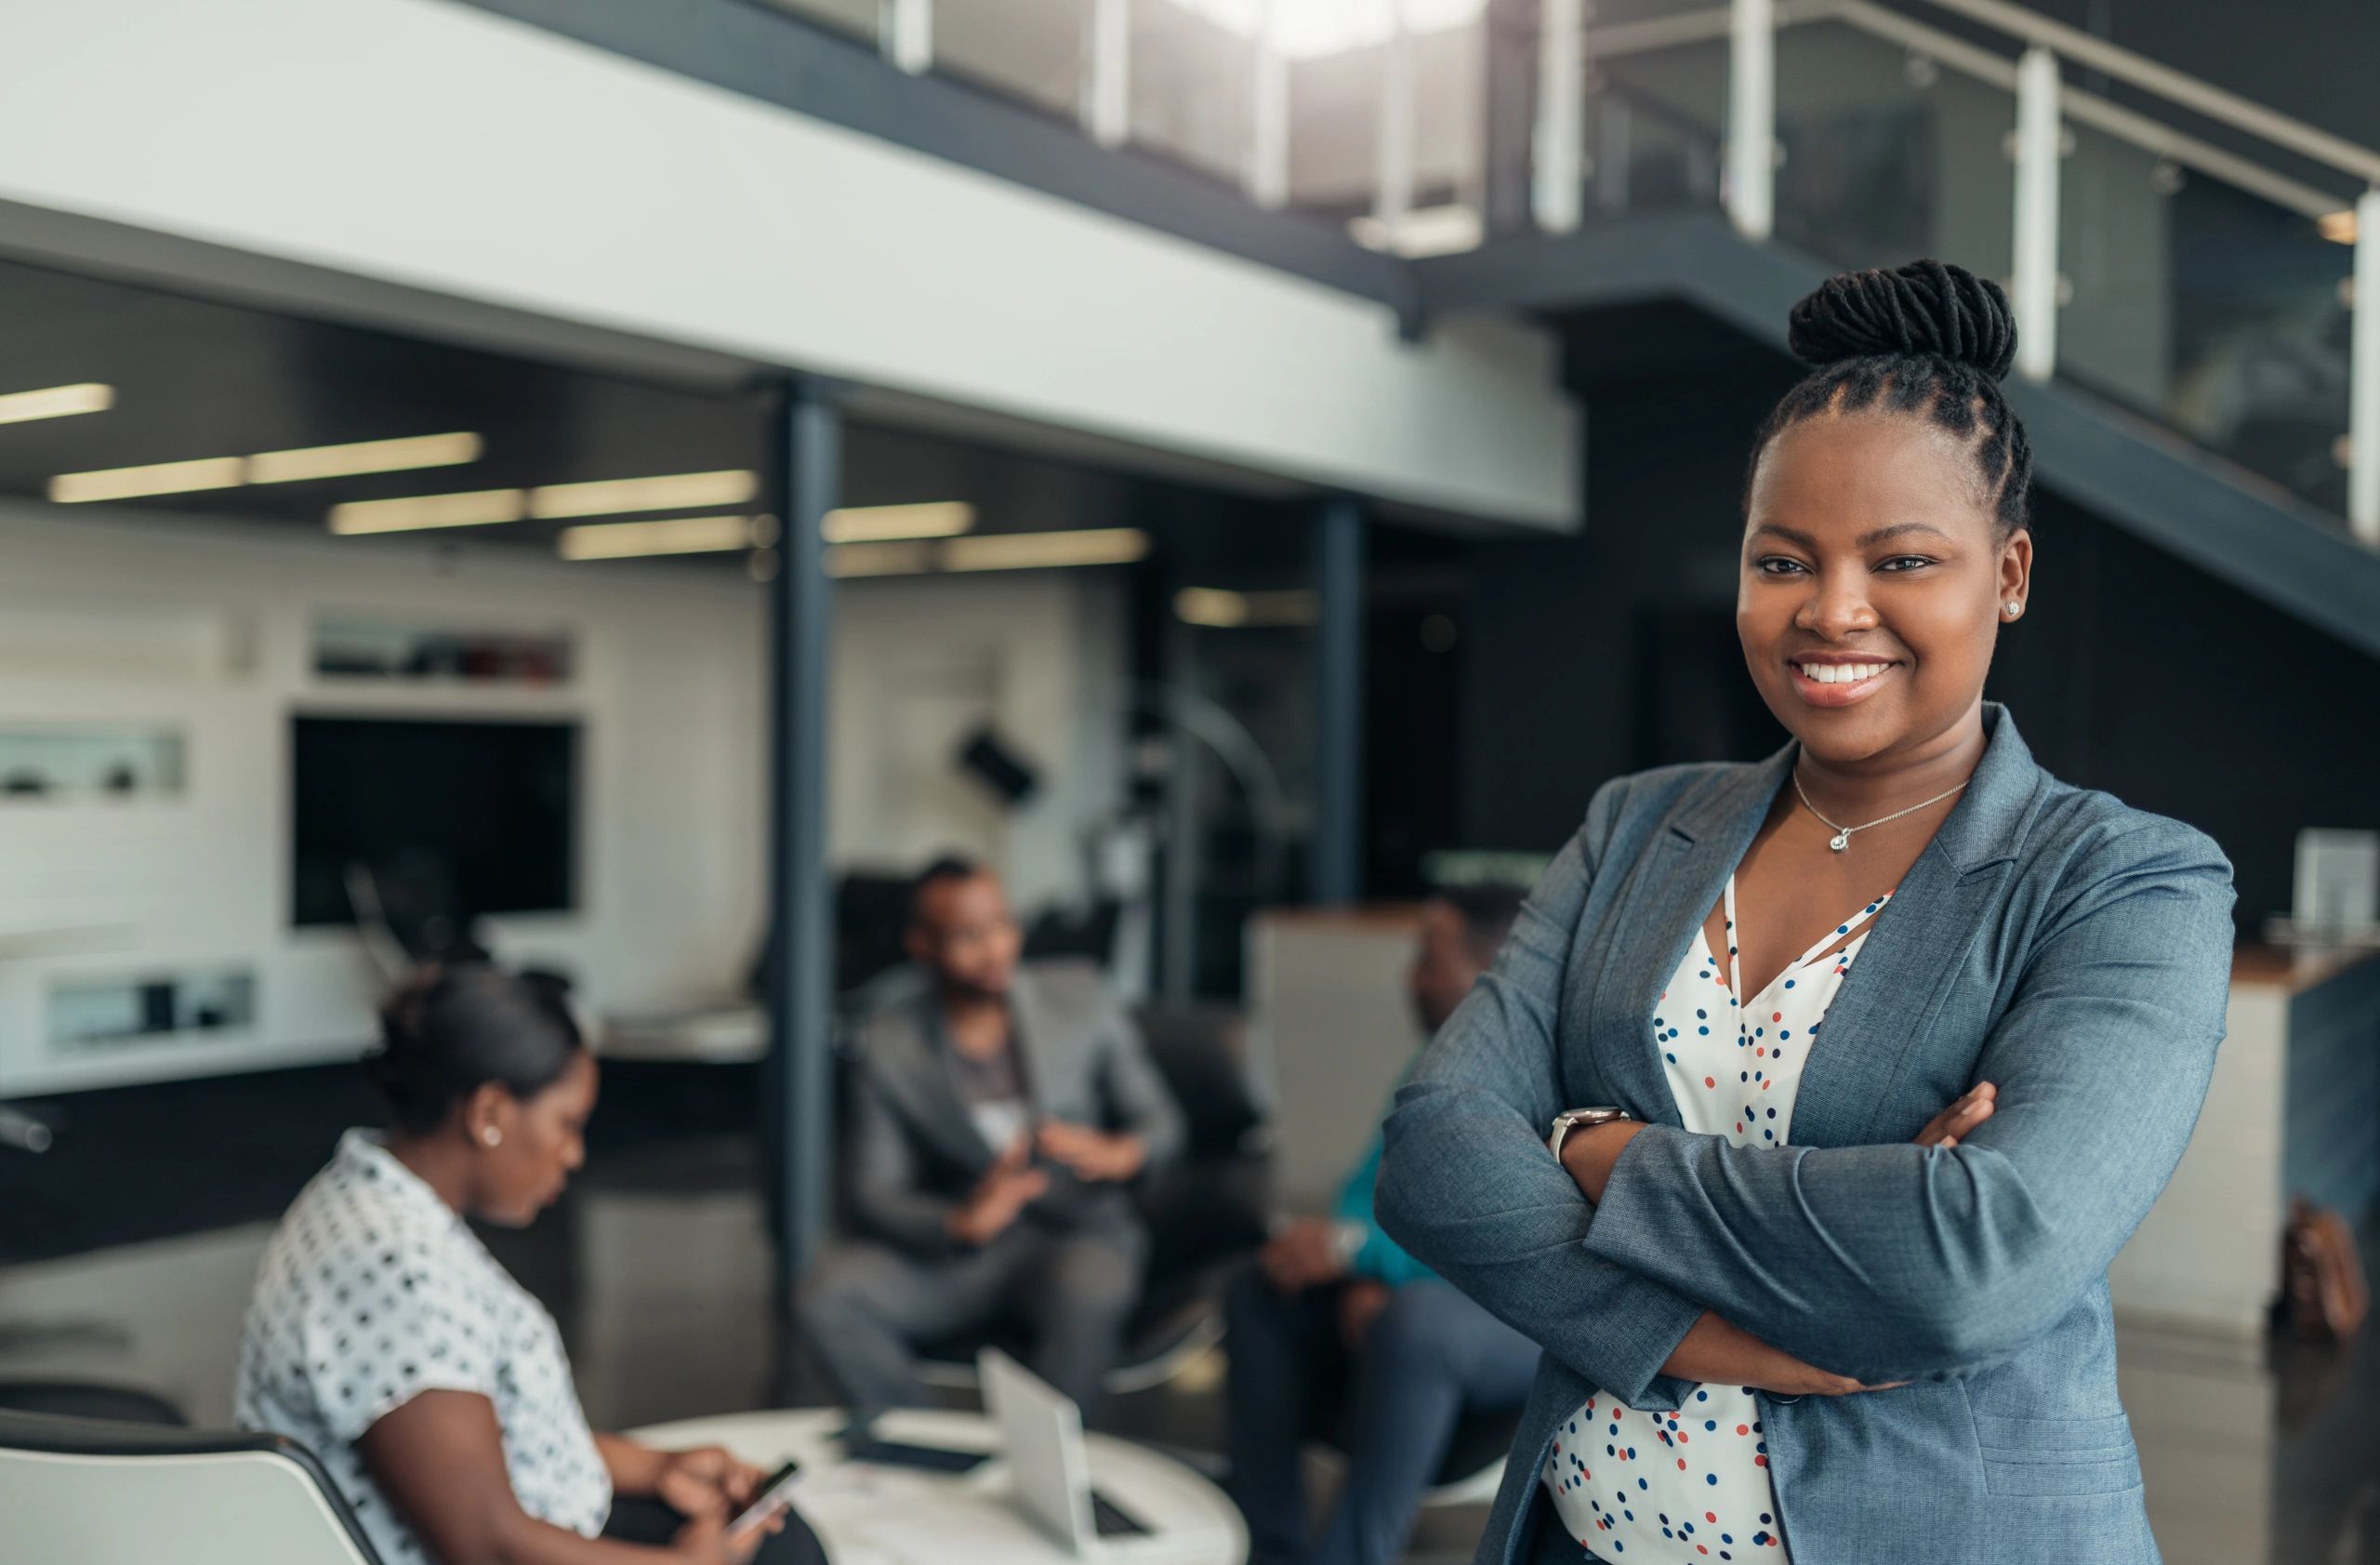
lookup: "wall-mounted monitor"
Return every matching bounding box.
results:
[290,716,579,929]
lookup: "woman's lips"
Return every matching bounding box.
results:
[1788,659,1897,708]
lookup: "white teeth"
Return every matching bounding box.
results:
[1799,662,1888,684]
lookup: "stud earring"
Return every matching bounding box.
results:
[482,1127,502,1147]
[2005,600,2023,617]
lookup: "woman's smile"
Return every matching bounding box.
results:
[1786,653,1903,708]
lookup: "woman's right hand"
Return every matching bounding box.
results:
[671,1506,771,1565]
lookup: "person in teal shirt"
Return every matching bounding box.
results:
[1225,886,1540,1565]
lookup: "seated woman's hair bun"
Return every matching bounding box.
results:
[363,962,584,1134]
[1786,259,2017,382]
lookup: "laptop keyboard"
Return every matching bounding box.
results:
[1091,1492,1150,1538]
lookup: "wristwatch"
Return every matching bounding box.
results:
[1548,1106,1634,1161]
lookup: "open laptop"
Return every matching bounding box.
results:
[978,1347,1159,1557]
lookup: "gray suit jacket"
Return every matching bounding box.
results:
[843,959,1185,1257]
[1376,707,2235,1565]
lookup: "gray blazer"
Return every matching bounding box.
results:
[1376,707,2234,1565]
[843,958,1185,1257]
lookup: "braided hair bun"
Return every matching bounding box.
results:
[1787,259,2017,383]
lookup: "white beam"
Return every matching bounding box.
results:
[1084,0,1130,149]
[1725,0,1775,241]
[1373,18,1416,240]
[1249,27,1289,208]
[880,0,931,75]
[2351,187,2380,542]
[1532,0,1584,232]
[2012,45,2061,383]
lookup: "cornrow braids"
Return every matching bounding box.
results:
[1745,259,2035,537]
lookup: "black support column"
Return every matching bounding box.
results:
[1310,496,1368,905]
[765,378,840,1294]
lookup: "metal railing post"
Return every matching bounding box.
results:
[1532,0,1584,232]
[1373,16,1417,245]
[1726,0,1775,241]
[1249,19,1289,209]
[1084,0,1131,149]
[2352,187,2380,542]
[2012,45,2062,382]
[880,0,931,75]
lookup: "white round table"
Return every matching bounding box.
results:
[627,1408,1247,1565]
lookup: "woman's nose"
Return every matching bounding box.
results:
[1796,571,1879,640]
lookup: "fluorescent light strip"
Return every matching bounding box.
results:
[49,457,246,504]
[1173,587,1320,628]
[942,528,1149,572]
[248,431,483,484]
[329,488,526,535]
[0,382,113,427]
[527,469,758,520]
[558,513,764,561]
[826,541,941,578]
[822,501,976,544]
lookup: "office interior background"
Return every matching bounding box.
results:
[0,0,2376,1561]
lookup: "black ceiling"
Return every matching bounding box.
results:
[0,256,1329,574]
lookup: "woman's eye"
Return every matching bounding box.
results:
[1754,557,1808,577]
[1876,555,1937,573]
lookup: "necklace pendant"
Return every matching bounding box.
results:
[1829,830,1850,853]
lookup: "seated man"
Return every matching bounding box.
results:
[1226,885,1540,1565]
[797,857,1183,1419]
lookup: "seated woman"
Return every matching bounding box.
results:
[236,963,797,1565]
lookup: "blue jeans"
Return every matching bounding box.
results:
[1224,1267,1540,1565]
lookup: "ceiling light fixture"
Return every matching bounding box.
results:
[821,501,976,544]
[1173,586,1321,628]
[0,382,115,427]
[49,456,247,504]
[247,431,483,484]
[558,513,772,561]
[826,541,942,578]
[942,528,1150,573]
[526,469,759,520]
[328,488,527,535]
[2319,209,2358,245]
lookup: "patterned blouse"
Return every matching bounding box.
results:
[235,1130,611,1563]
[1542,876,1892,1563]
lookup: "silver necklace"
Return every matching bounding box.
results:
[1792,770,1970,853]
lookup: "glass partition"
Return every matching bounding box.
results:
[936,0,1091,119]
[1130,0,1252,186]
[1579,35,1728,221]
[1771,20,2014,277]
[2059,119,2353,516]
[757,0,879,45]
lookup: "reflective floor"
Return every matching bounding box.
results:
[4,1131,2375,1564]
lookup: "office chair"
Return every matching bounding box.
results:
[0,1408,385,1564]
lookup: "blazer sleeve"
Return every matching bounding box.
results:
[846,1061,963,1258]
[1376,778,1708,1412]
[1098,988,1186,1175]
[1579,816,2236,1384]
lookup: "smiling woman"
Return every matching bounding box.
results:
[1373,259,2238,1565]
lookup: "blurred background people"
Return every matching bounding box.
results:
[1224,886,1538,1565]
[236,964,795,1565]
[794,858,1183,1418]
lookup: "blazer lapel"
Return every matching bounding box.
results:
[1787,705,2043,1148]
[873,994,998,1171]
[1576,747,1795,1129]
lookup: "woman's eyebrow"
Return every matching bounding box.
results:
[1855,522,1954,546]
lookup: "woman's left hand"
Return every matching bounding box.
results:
[655,1445,766,1518]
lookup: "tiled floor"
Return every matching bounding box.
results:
[4,1133,2375,1563]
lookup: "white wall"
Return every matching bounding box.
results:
[0,0,1579,532]
[0,506,1131,1095]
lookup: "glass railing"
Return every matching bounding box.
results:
[934,0,1091,120]
[2057,119,2353,515]
[757,0,2380,539]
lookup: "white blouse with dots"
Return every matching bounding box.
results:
[235,1130,612,1565]
[1541,876,1892,1564]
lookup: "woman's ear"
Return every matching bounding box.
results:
[462,1081,515,1150]
[1998,528,2032,615]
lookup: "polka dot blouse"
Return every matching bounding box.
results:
[235,1130,611,1563]
[1541,877,1890,1563]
